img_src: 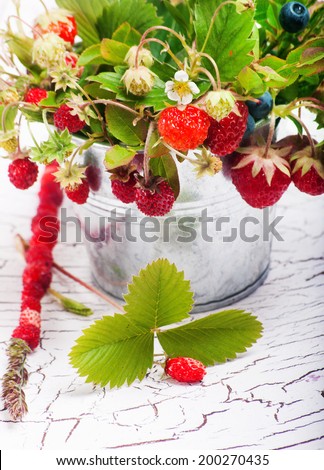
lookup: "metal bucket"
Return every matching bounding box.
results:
[72,137,274,313]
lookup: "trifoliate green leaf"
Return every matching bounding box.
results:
[123,259,193,329]
[157,309,263,365]
[112,22,142,47]
[69,313,154,387]
[100,39,130,66]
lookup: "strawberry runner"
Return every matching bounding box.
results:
[2,162,63,420]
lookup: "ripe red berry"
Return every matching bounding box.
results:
[135,180,175,216]
[12,324,40,350]
[25,245,53,266]
[54,104,85,133]
[85,165,101,192]
[21,296,41,313]
[165,357,206,383]
[205,101,248,156]
[24,88,48,105]
[111,173,137,203]
[8,158,39,190]
[23,264,52,291]
[158,105,210,151]
[34,15,77,45]
[231,147,291,208]
[65,179,90,204]
[290,146,324,196]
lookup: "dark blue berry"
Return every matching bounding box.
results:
[279,2,310,33]
[246,92,273,121]
[242,114,255,140]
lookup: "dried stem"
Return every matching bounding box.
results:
[263,112,276,159]
[143,120,156,184]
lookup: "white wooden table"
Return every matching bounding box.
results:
[1,128,324,450]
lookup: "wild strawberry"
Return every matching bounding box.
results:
[158,105,210,151]
[290,146,324,195]
[25,245,53,266]
[135,180,175,216]
[111,173,137,203]
[8,158,39,190]
[165,357,206,383]
[34,11,77,45]
[231,146,291,208]
[21,296,41,313]
[19,309,41,330]
[24,88,48,105]
[65,179,90,204]
[54,104,86,133]
[23,264,52,291]
[205,101,248,156]
[12,324,40,350]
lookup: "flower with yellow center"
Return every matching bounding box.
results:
[165,70,200,106]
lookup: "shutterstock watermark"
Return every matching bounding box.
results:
[37,208,285,244]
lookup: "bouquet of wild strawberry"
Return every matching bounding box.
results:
[0,0,323,213]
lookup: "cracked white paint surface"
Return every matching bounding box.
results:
[1,151,323,450]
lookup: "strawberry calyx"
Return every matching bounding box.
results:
[290,145,324,179]
[232,145,291,186]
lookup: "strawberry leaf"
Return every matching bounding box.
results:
[194,0,255,82]
[157,310,263,365]
[105,105,148,146]
[100,39,130,66]
[123,259,193,329]
[104,145,137,170]
[150,154,180,199]
[69,313,154,387]
[112,22,142,47]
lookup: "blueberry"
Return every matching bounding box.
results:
[279,2,310,34]
[246,92,273,121]
[243,114,256,140]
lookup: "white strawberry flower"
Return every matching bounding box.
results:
[165,70,200,105]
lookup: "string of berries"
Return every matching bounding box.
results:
[1,163,63,420]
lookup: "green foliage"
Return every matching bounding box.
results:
[96,0,162,41]
[70,313,154,387]
[105,105,148,146]
[31,129,76,164]
[123,259,193,328]
[104,145,137,170]
[150,153,180,198]
[70,259,263,388]
[157,310,263,365]
[194,0,255,82]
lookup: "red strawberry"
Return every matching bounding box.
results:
[290,146,324,196]
[165,357,206,383]
[8,158,39,190]
[19,308,41,330]
[65,179,90,204]
[135,180,175,216]
[25,245,53,265]
[23,264,52,291]
[65,53,83,77]
[85,165,101,192]
[54,104,85,133]
[111,173,137,203]
[158,105,210,151]
[231,146,291,208]
[21,296,41,313]
[24,88,48,105]
[34,13,77,45]
[12,324,40,350]
[205,101,248,156]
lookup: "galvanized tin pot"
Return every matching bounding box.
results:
[73,136,274,313]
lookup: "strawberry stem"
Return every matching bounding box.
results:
[289,113,316,158]
[198,53,221,90]
[263,112,276,159]
[7,15,42,38]
[39,0,49,15]
[194,67,218,91]
[135,38,184,69]
[143,120,155,184]
[163,142,200,165]
[16,234,124,313]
